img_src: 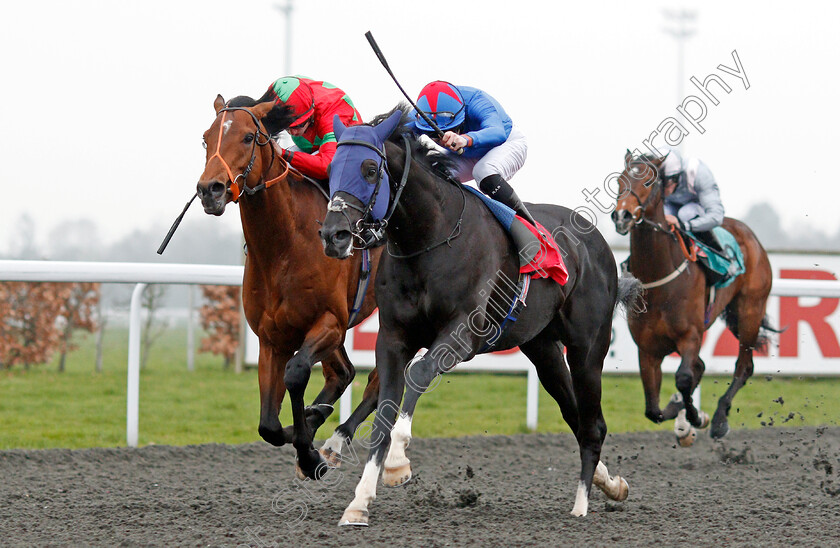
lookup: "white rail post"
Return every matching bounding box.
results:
[340,381,353,424]
[127,283,146,447]
[526,365,539,431]
[186,284,195,372]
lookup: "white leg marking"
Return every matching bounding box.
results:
[321,431,349,456]
[593,460,629,501]
[320,431,350,467]
[339,460,380,526]
[384,414,412,470]
[675,408,697,447]
[570,480,589,517]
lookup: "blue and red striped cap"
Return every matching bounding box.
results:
[415,81,465,132]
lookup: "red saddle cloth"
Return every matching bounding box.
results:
[517,217,568,286]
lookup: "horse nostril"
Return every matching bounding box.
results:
[610,211,618,222]
[210,181,226,197]
[333,230,351,245]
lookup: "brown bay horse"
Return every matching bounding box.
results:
[196,95,381,478]
[612,150,776,442]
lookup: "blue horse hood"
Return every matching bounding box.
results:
[329,110,402,221]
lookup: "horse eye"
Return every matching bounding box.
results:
[361,161,379,183]
[201,139,207,150]
[243,133,254,144]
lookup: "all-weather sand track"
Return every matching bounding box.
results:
[2,427,839,546]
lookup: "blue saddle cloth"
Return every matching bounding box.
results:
[688,226,745,288]
[463,185,516,230]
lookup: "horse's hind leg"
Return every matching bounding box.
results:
[519,335,579,431]
[520,334,628,504]
[565,322,616,517]
[321,368,380,467]
[712,300,763,438]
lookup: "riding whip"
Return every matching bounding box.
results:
[156,192,198,254]
[364,31,463,155]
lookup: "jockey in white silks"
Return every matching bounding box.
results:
[660,148,725,250]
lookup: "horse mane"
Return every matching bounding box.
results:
[369,103,461,184]
[226,95,296,137]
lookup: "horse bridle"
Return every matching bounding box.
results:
[207,106,290,202]
[328,137,395,238]
[621,165,673,234]
[328,134,467,258]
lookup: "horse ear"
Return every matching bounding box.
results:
[375,110,403,141]
[214,94,226,114]
[333,114,348,141]
[252,100,275,120]
[624,149,633,166]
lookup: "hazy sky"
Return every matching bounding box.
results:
[2,0,838,256]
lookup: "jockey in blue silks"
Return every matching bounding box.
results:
[407,81,536,226]
[660,147,725,250]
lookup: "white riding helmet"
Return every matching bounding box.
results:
[660,147,684,178]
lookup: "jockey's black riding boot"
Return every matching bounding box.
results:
[479,174,538,227]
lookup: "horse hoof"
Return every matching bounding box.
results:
[294,461,309,481]
[382,463,412,487]
[676,428,697,447]
[697,411,711,429]
[613,477,629,502]
[711,420,730,439]
[295,454,329,481]
[338,509,369,527]
[319,447,342,469]
[675,409,697,447]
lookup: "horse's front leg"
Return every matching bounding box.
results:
[257,340,292,447]
[339,332,413,527]
[321,367,380,468]
[638,350,668,423]
[383,325,474,488]
[674,335,710,444]
[284,313,343,480]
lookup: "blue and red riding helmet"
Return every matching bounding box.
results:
[415,81,465,132]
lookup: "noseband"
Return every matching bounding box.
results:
[207,106,290,201]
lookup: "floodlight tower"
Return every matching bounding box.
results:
[275,1,294,76]
[662,9,697,153]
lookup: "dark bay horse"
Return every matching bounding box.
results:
[319,107,640,525]
[612,150,775,442]
[196,95,381,479]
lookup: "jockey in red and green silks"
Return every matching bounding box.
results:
[264,76,363,180]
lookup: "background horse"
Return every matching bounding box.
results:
[319,107,641,525]
[612,150,776,442]
[196,95,381,478]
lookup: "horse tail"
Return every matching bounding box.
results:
[616,273,646,317]
[721,306,785,353]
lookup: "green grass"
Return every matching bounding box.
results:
[1,327,838,449]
